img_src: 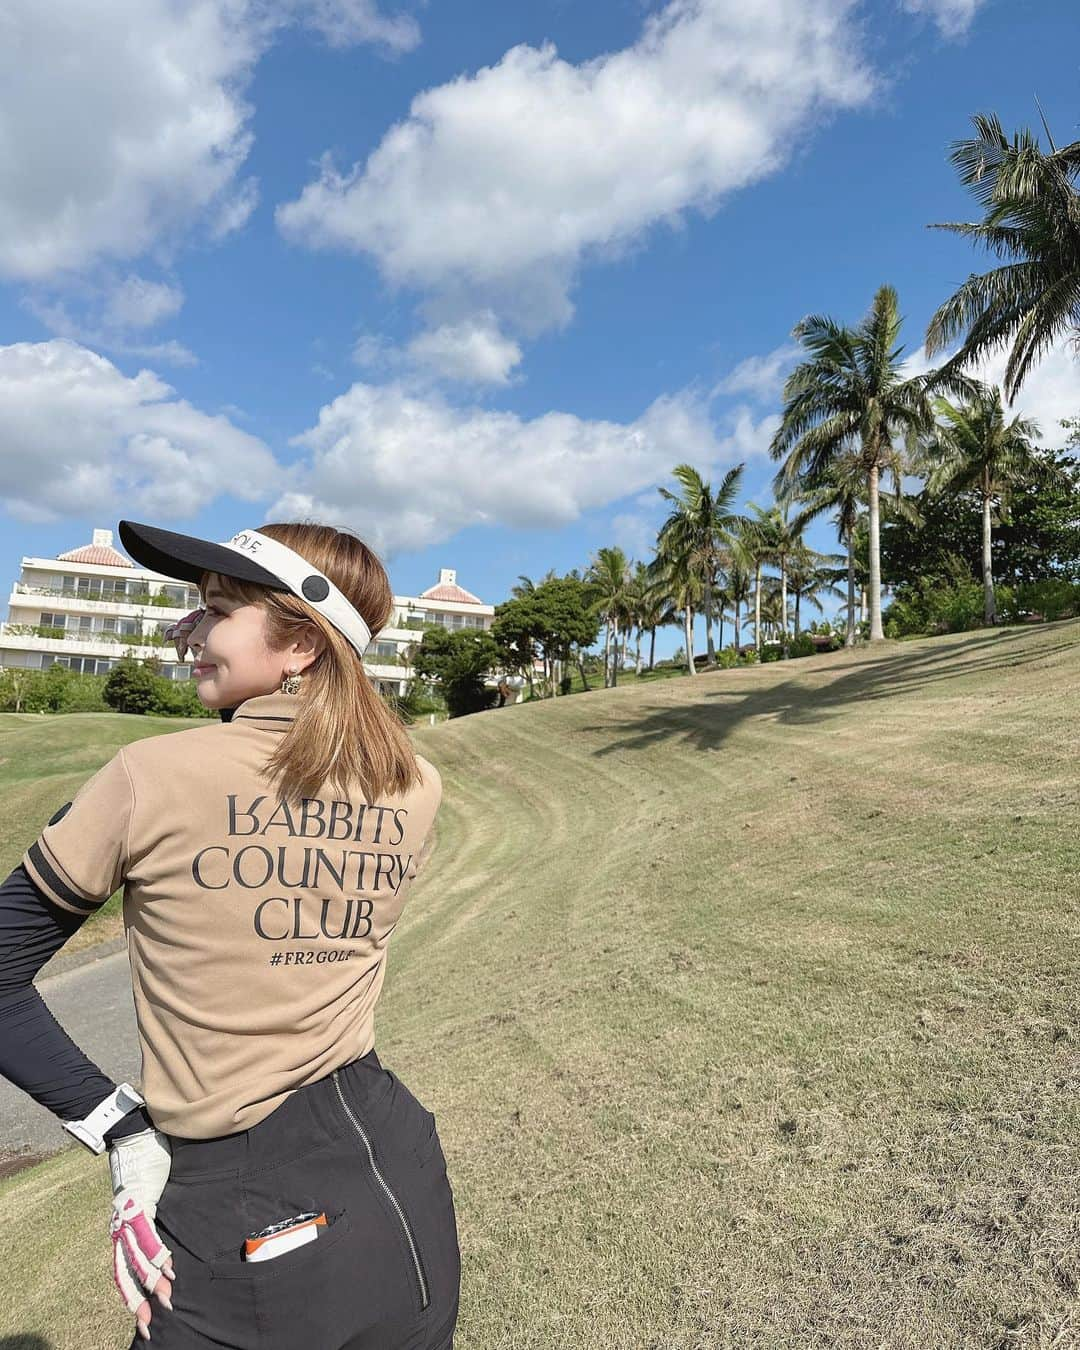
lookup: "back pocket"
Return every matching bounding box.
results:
[207,1208,352,1280]
[213,1208,363,1349]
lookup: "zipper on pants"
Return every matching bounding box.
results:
[332,1068,430,1310]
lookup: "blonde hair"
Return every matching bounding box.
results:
[199,522,423,805]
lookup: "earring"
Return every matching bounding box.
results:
[281,670,303,695]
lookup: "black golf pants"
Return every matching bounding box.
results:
[130,1047,460,1349]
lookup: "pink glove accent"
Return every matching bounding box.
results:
[110,1193,174,1318]
[163,608,206,662]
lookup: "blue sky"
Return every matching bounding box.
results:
[1,0,1077,658]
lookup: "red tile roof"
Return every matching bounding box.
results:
[57,543,132,568]
[419,581,484,605]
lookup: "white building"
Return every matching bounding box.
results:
[1,528,495,698]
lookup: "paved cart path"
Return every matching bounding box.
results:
[0,948,141,1172]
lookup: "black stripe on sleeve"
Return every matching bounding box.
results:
[24,843,101,917]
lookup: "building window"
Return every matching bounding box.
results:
[39,612,67,628]
[375,641,397,658]
[45,655,119,675]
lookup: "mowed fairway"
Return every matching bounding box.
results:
[3,622,1080,1349]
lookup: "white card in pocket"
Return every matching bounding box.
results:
[244,1210,327,1262]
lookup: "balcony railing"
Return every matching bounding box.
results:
[11,583,197,609]
[2,624,421,670]
[3,624,173,648]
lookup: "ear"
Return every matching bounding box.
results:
[295,621,327,660]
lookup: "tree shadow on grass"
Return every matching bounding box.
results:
[582,623,1079,759]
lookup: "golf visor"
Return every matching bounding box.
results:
[118,521,372,659]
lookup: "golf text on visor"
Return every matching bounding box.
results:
[218,530,372,659]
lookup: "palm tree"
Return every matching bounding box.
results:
[656,463,746,668]
[723,556,753,654]
[732,514,773,656]
[647,543,703,676]
[925,112,1080,401]
[745,502,817,651]
[712,578,735,654]
[781,452,863,647]
[785,544,845,635]
[584,547,631,687]
[745,505,782,645]
[770,285,957,641]
[756,579,790,644]
[916,383,1045,624]
[510,569,558,599]
[636,571,668,672]
[510,568,562,693]
[620,561,653,676]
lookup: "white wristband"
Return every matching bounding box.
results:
[61,1082,145,1156]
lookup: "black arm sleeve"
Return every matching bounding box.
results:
[0,861,153,1145]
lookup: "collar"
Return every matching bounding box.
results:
[226,689,303,729]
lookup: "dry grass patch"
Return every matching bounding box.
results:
[2,623,1079,1348]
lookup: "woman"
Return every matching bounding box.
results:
[0,519,461,1350]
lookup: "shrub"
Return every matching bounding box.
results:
[999,578,1080,622]
[104,657,161,714]
[148,679,207,717]
[60,676,111,712]
[443,675,499,717]
[883,557,985,636]
[393,677,445,723]
[717,648,739,669]
[787,633,817,659]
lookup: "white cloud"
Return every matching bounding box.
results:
[406,318,523,385]
[0,340,281,523]
[209,176,261,240]
[0,0,416,287]
[274,379,742,557]
[277,0,875,339]
[0,0,259,283]
[904,340,1080,446]
[714,344,799,401]
[298,0,420,53]
[898,0,985,38]
[722,406,783,461]
[350,316,523,386]
[611,511,659,562]
[23,290,197,367]
[103,277,185,331]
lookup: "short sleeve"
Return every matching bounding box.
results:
[21,749,134,917]
[406,758,442,881]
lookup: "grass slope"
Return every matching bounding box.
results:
[2,623,1080,1348]
[0,710,212,955]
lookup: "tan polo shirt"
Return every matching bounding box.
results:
[22,690,442,1139]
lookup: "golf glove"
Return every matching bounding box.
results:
[109,1126,175,1334]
